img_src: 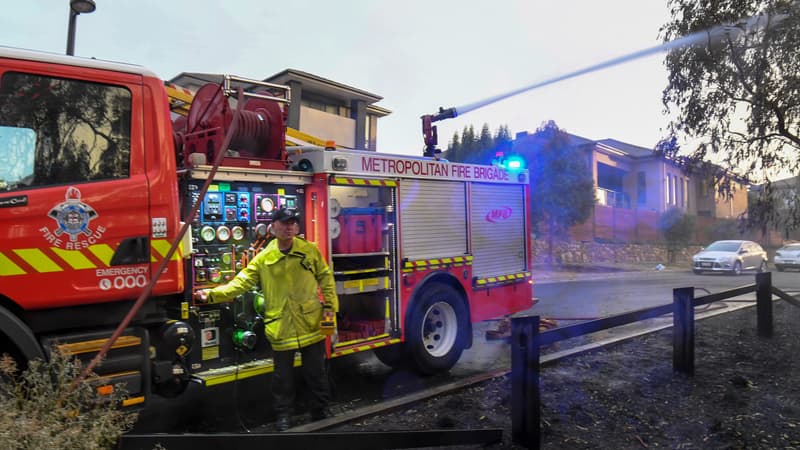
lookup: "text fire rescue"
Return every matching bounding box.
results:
[361,156,510,181]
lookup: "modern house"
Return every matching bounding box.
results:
[169,69,391,151]
[512,130,749,243]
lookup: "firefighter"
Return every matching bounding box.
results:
[195,207,339,431]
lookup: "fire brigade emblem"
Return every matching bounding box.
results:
[48,187,98,242]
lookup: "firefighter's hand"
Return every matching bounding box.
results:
[195,289,210,303]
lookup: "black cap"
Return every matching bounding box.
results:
[272,207,300,223]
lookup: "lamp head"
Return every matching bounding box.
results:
[70,0,96,14]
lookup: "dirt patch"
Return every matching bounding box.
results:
[330,301,800,448]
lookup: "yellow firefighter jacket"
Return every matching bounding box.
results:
[208,237,339,351]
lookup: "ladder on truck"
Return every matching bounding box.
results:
[164,79,340,149]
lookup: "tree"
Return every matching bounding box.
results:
[526,121,595,262]
[658,207,696,263]
[659,0,800,230]
[445,123,511,164]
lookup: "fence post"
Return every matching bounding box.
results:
[756,271,773,338]
[673,287,695,375]
[511,316,541,449]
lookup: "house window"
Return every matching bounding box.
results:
[637,171,646,205]
[685,178,690,210]
[668,175,674,205]
[699,180,710,197]
[301,94,350,118]
[679,177,684,208]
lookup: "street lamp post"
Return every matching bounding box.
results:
[66,0,96,56]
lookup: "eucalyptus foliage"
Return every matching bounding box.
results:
[659,0,800,229]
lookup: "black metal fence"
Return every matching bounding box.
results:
[511,271,800,449]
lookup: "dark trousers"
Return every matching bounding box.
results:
[272,340,330,417]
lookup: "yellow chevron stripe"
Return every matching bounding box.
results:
[151,239,182,261]
[405,256,474,271]
[332,177,397,187]
[0,252,26,276]
[332,338,400,357]
[13,248,62,273]
[474,271,532,286]
[50,247,97,270]
[88,244,115,266]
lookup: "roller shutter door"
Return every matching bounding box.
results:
[399,180,467,260]
[470,183,526,278]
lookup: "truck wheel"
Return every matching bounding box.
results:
[407,284,466,375]
[374,344,408,369]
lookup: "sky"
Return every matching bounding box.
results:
[1,0,672,157]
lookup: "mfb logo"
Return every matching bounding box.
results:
[485,206,513,223]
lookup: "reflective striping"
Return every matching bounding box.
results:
[122,396,146,407]
[88,244,115,266]
[57,335,142,355]
[51,247,97,270]
[403,255,473,272]
[13,248,63,273]
[152,239,182,261]
[331,176,397,187]
[0,252,26,275]
[475,271,532,286]
[331,337,401,358]
[195,356,303,386]
[1,240,181,277]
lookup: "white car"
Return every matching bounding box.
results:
[773,243,800,272]
[692,240,768,275]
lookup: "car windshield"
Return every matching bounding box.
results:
[781,244,800,251]
[705,242,742,252]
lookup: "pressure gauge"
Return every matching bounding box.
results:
[221,252,232,266]
[329,219,341,239]
[200,226,216,243]
[329,198,341,218]
[216,225,231,242]
[255,223,268,238]
[260,197,275,213]
[208,268,222,283]
[231,226,245,241]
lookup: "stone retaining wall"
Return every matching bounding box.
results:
[532,240,702,265]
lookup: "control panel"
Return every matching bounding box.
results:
[185,180,304,291]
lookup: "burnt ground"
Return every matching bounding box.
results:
[328,300,800,449]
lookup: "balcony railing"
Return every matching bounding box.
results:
[596,187,630,209]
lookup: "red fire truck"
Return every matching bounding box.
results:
[0,46,532,406]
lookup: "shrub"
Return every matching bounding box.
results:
[0,349,137,450]
[658,207,695,262]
